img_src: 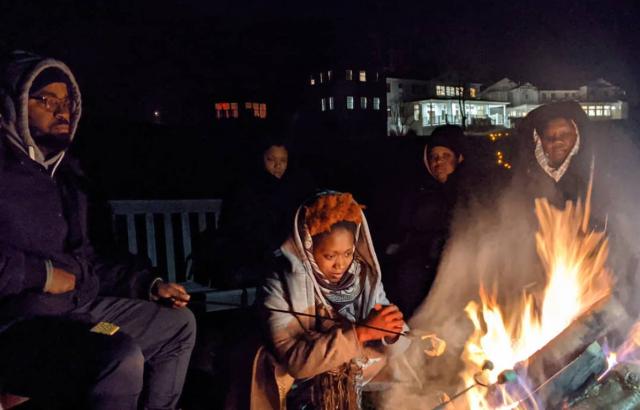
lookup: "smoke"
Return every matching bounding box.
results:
[378,122,640,409]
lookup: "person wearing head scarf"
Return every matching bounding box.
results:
[251,192,410,410]
[513,101,592,208]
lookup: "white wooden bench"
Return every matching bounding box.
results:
[109,199,256,312]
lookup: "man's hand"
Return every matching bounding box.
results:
[44,268,76,294]
[153,282,190,308]
[356,304,405,343]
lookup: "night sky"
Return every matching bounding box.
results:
[1,0,639,125]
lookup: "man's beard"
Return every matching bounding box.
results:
[32,132,72,158]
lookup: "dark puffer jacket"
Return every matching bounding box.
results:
[0,52,154,330]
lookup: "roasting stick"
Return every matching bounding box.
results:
[431,361,496,410]
[188,300,412,339]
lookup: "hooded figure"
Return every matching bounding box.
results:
[193,138,314,288]
[513,101,593,208]
[383,125,466,318]
[0,51,195,410]
[252,192,410,410]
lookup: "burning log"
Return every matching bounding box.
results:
[487,296,633,408]
[569,362,640,409]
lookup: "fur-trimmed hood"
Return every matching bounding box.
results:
[0,51,82,171]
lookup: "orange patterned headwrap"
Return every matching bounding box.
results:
[304,193,365,237]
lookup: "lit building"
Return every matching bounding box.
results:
[407,98,509,136]
[214,101,267,120]
[482,77,628,126]
[302,66,387,139]
[386,77,487,136]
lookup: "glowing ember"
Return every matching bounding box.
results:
[597,351,618,382]
[460,190,612,409]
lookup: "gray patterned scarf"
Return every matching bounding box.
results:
[301,222,364,311]
[533,119,581,182]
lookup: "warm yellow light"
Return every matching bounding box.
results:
[461,192,612,409]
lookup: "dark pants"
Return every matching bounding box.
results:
[0,296,196,410]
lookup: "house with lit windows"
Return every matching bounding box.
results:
[303,66,387,139]
[304,70,629,138]
[386,77,508,136]
[481,77,628,127]
[214,101,268,120]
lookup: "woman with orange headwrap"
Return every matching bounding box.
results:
[252,192,410,410]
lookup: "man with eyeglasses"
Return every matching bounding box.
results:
[0,51,196,409]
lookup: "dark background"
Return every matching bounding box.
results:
[0,0,638,201]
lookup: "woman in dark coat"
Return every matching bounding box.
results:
[383,125,467,318]
[194,138,315,288]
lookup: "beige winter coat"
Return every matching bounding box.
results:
[250,206,410,409]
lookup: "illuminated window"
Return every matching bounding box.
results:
[327,70,332,81]
[310,77,315,86]
[360,96,367,109]
[329,96,334,110]
[596,106,603,116]
[436,85,445,96]
[470,88,477,98]
[456,87,463,96]
[215,102,238,119]
[446,86,454,96]
[387,107,392,117]
[373,97,380,110]
[414,104,420,121]
[321,98,326,112]
[259,104,267,119]
[319,72,323,83]
[347,96,354,110]
[604,106,611,116]
[359,70,367,82]
[346,70,353,81]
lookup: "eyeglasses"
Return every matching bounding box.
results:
[29,95,76,113]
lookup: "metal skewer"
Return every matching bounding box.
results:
[188,300,412,339]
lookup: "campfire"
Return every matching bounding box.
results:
[447,184,640,409]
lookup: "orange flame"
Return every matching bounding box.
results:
[460,194,612,409]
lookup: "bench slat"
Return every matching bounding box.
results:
[145,213,158,266]
[181,212,192,262]
[163,213,177,283]
[197,212,207,232]
[126,214,138,254]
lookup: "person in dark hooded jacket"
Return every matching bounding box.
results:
[193,138,315,288]
[0,51,195,410]
[513,101,594,208]
[384,125,467,318]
